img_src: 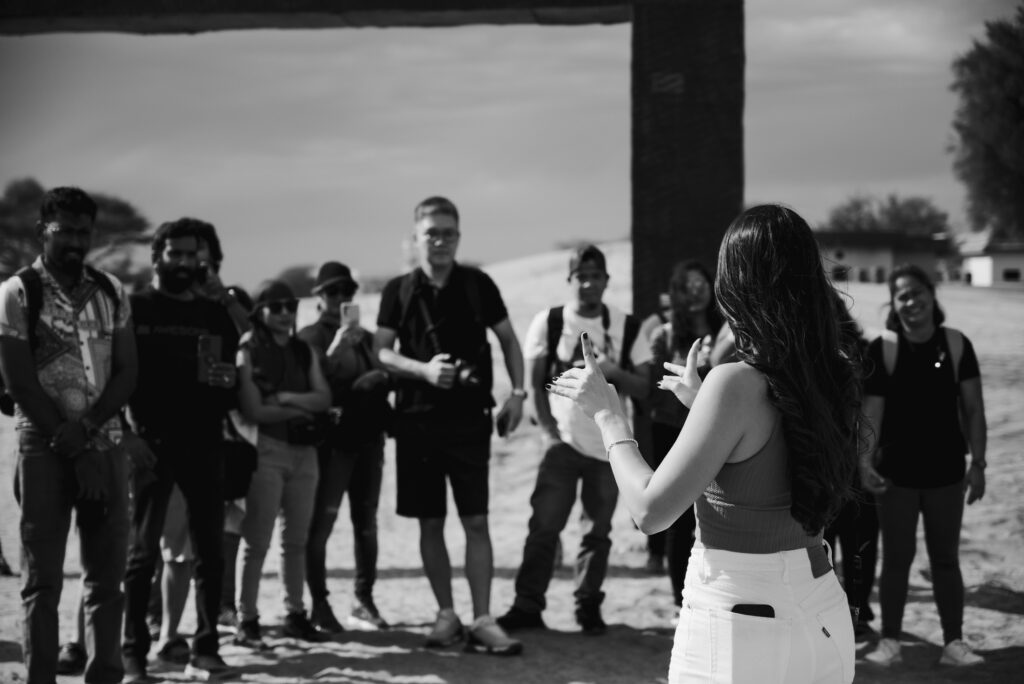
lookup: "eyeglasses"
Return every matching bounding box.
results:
[263,300,299,314]
[43,222,92,239]
[422,229,460,243]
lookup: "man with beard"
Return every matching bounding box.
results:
[0,186,137,684]
[121,218,239,682]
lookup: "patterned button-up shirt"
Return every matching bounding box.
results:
[0,257,130,445]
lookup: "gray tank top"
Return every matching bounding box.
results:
[695,416,822,553]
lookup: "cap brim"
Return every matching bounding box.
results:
[311,276,358,294]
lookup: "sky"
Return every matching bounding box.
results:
[0,0,1018,290]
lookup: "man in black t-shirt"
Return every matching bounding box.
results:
[122,219,239,682]
[374,196,526,655]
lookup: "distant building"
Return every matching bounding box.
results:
[957,232,1024,288]
[813,230,953,284]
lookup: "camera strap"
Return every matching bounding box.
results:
[416,295,445,358]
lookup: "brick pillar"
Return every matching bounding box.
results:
[631,0,744,317]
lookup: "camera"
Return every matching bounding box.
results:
[452,358,482,388]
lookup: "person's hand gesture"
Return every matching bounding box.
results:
[859,461,889,496]
[965,465,986,504]
[423,353,457,389]
[657,339,704,409]
[547,332,622,420]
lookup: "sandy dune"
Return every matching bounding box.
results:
[1,242,1022,683]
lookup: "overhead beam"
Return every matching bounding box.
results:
[0,1,631,35]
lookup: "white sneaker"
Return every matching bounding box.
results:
[865,637,902,666]
[465,615,523,656]
[424,608,464,648]
[939,639,984,666]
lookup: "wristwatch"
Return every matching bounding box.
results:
[511,388,528,399]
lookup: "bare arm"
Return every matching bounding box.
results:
[374,326,455,388]
[603,360,650,399]
[859,394,888,494]
[276,344,331,413]
[960,377,987,503]
[235,347,307,425]
[530,355,561,441]
[0,336,65,435]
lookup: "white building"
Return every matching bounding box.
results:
[813,230,953,284]
[958,232,1024,288]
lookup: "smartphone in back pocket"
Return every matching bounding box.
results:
[731,603,775,618]
[196,334,223,384]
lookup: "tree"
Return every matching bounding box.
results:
[821,194,951,236]
[0,177,151,272]
[950,5,1024,239]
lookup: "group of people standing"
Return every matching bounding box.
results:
[0,188,989,684]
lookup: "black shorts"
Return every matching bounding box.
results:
[394,410,492,519]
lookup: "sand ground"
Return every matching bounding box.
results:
[0,270,1022,683]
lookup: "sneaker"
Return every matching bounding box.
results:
[233,618,269,651]
[465,615,523,656]
[155,636,191,665]
[939,639,984,666]
[496,606,546,632]
[310,601,345,634]
[349,599,390,630]
[645,553,665,575]
[184,653,232,680]
[56,641,86,675]
[283,611,329,642]
[865,637,902,667]
[217,606,238,630]
[576,604,607,636]
[424,608,464,648]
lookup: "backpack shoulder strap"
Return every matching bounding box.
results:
[546,306,564,375]
[879,329,899,376]
[944,327,964,384]
[84,265,122,322]
[621,312,641,371]
[15,266,43,350]
[396,271,419,330]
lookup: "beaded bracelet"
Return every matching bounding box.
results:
[605,438,639,460]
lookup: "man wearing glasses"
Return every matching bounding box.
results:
[0,186,137,684]
[299,261,392,633]
[121,218,239,682]
[374,196,526,655]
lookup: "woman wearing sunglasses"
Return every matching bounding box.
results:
[549,205,859,683]
[234,280,331,648]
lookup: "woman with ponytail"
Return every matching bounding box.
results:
[549,204,860,683]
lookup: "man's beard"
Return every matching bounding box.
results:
[156,262,196,294]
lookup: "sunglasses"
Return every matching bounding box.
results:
[322,284,356,298]
[263,299,299,315]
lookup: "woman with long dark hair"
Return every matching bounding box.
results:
[234,281,331,648]
[549,204,859,682]
[646,260,726,618]
[861,263,986,668]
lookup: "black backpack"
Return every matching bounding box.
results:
[0,265,121,416]
[544,304,641,378]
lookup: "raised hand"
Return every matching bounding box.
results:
[547,332,622,420]
[657,338,703,409]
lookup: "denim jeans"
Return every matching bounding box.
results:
[238,433,318,621]
[122,438,224,663]
[15,428,129,684]
[512,441,618,613]
[306,437,385,605]
[671,544,854,683]
[877,481,965,643]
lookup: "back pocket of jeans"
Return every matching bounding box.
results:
[708,608,792,683]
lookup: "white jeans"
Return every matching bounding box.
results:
[670,543,855,684]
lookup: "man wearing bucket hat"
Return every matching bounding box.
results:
[299,262,393,633]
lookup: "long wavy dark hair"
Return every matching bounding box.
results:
[668,260,725,358]
[714,205,860,534]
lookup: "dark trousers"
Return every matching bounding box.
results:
[512,442,618,613]
[306,437,385,605]
[15,429,129,684]
[823,484,879,622]
[649,422,697,607]
[877,481,965,643]
[122,438,224,663]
